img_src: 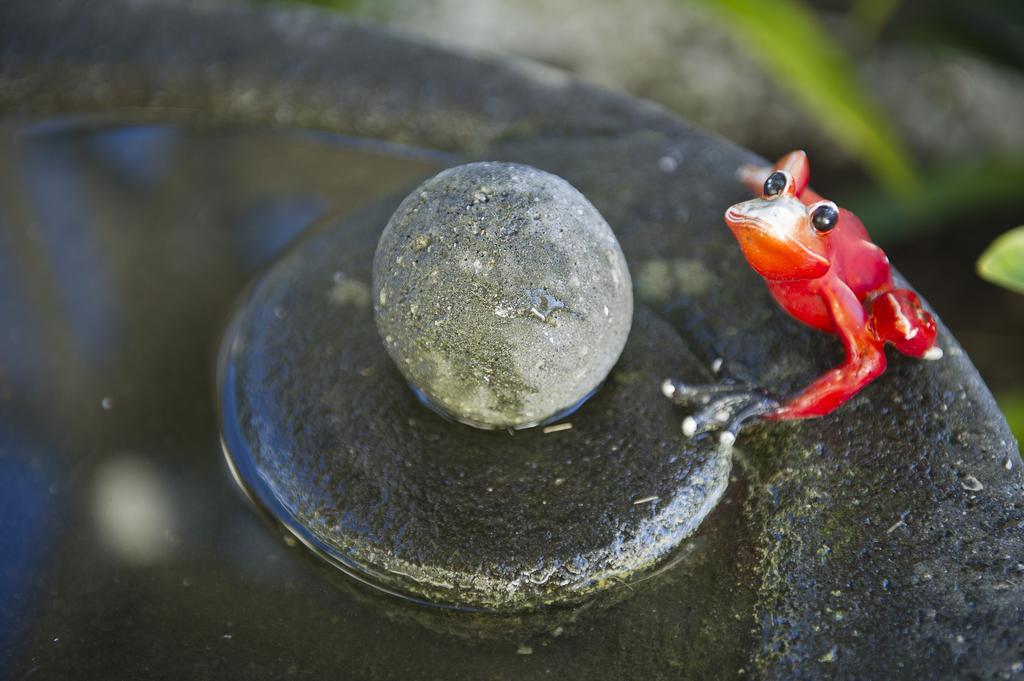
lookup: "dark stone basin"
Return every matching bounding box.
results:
[219,193,730,609]
[2,0,1021,679]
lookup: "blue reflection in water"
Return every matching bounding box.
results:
[237,198,329,268]
[18,138,118,363]
[0,433,55,658]
[86,126,177,189]
[0,215,45,394]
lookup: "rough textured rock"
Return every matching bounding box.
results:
[487,130,1024,679]
[2,0,1021,679]
[373,162,632,428]
[222,194,720,610]
[0,0,675,155]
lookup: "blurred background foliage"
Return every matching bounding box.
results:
[257,0,1024,440]
[979,227,1024,295]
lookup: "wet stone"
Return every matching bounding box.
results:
[219,197,727,611]
[8,0,1020,675]
[372,162,633,429]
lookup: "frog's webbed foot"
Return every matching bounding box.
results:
[661,378,780,446]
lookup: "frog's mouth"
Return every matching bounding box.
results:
[725,199,830,281]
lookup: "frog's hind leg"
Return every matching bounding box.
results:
[867,289,941,360]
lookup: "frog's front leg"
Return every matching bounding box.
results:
[663,280,883,443]
[661,378,780,446]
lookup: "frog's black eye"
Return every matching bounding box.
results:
[811,203,839,232]
[763,171,788,197]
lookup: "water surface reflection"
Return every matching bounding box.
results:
[0,121,756,680]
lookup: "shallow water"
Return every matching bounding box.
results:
[0,120,757,679]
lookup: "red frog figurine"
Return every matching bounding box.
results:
[663,150,942,445]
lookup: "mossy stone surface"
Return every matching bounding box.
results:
[372,162,632,429]
[222,196,723,610]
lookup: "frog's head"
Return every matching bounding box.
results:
[724,170,838,281]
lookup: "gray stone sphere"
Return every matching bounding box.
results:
[372,162,633,429]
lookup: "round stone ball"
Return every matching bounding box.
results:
[372,162,633,429]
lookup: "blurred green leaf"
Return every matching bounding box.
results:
[845,157,1024,244]
[996,391,1024,444]
[686,0,917,195]
[978,226,1024,294]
